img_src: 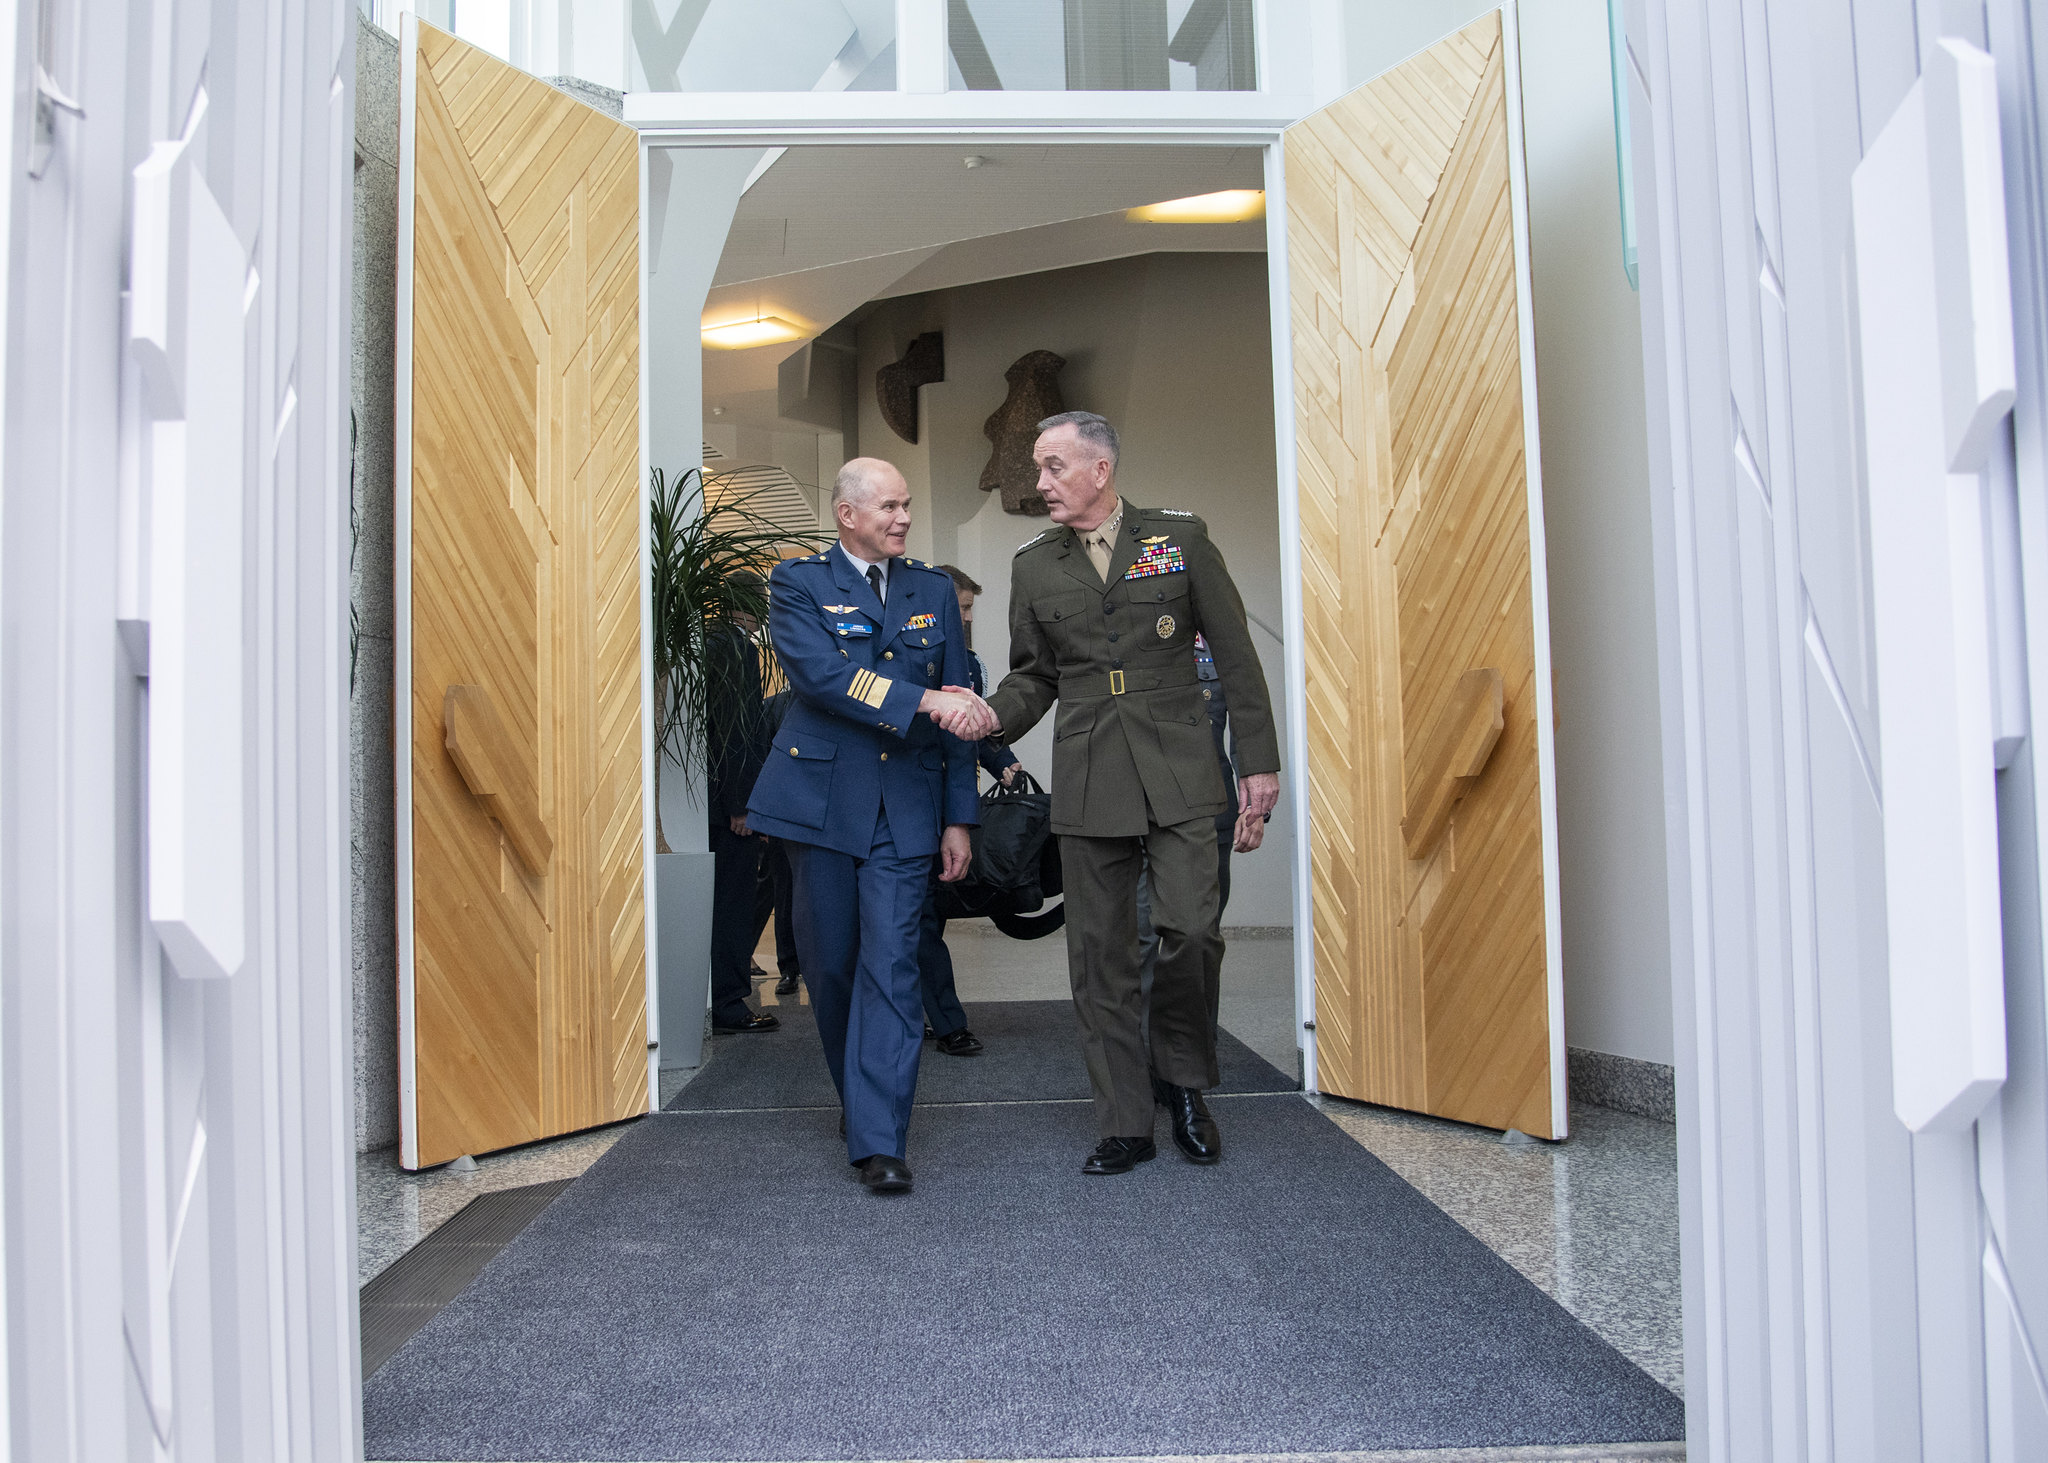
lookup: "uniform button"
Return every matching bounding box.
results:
[1112,658,1124,670]
[1104,603,1114,615]
[1108,632,1119,642]
[1156,591,1165,600]
[884,651,894,660]
[880,752,889,761]
[789,747,799,756]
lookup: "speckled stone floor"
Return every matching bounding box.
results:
[358,925,1685,1421]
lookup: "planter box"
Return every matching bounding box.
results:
[655,850,716,1072]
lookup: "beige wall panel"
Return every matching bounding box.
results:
[406,23,645,1168]
[1289,12,1560,1135]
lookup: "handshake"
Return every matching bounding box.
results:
[919,685,1001,740]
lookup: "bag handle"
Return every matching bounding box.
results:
[983,767,1046,800]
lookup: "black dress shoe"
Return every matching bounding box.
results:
[934,1028,984,1057]
[1081,1136,1157,1175]
[711,1009,780,1034]
[749,961,768,979]
[923,1023,935,1039]
[774,971,801,996]
[857,1155,913,1193]
[1155,1081,1221,1164]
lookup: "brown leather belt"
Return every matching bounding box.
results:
[1059,665,1201,698]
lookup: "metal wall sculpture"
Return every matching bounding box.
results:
[979,349,1068,514]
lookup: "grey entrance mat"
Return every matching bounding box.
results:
[669,998,1297,1111]
[359,1179,572,1377]
[362,1098,1683,1460]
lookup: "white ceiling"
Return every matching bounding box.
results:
[698,143,1267,425]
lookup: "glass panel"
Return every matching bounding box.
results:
[1605,0,1639,289]
[630,0,896,92]
[950,0,1255,91]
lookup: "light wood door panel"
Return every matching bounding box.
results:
[400,21,646,1169]
[1288,11,1564,1137]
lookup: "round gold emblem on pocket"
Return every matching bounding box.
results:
[1156,615,1175,639]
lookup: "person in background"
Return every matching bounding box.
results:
[745,686,804,998]
[915,566,1022,1057]
[706,606,781,1035]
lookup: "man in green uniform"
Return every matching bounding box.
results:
[984,411,1281,1175]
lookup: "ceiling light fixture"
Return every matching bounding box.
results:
[701,314,808,350]
[1126,189,1266,224]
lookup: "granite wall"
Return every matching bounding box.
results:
[352,14,401,1154]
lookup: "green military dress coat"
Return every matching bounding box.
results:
[988,502,1280,835]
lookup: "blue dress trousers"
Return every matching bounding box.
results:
[747,547,978,1162]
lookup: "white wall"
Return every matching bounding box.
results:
[855,252,1296,927]
[1518,0,1672,1065]
[1343,0,1496,89]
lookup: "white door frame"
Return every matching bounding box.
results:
[625,93,1321,1086]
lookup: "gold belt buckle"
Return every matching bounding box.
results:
[1108,669,1126,695]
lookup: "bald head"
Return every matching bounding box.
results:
[832,457,902,509]
[832,457,913,563]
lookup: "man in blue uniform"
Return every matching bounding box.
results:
[746,458,992,1194]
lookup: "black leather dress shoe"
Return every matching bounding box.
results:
[934,1028,984,1057]
[1154,1080,1221,1164]
[857,1155,913,1193]
[711,1009,780,1034]
[1081,1136,1157,1175]
[774,971,800,996]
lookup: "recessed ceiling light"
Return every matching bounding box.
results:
[1126,189,1266,224]
[702,315,807,350]
[964,154,989,168]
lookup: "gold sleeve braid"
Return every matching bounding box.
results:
[847,668,892,709]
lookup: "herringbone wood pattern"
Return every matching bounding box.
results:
[1288,13,1558,1136]
[406,23,645,1167]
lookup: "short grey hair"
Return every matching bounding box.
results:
[1036,410,1119,468]
[831,458,884,509]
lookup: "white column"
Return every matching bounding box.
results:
[896,0,948,92]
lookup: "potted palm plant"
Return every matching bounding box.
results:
[648,465,829,1072]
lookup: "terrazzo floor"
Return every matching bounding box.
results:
[357,922,1684,1412]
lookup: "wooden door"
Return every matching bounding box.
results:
[1287,10,1566,1136]
[396,20,646,1168]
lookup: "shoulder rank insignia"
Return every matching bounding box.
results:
[904,612,937,631]
[1016,531,1053,553]
[1158,508,1195,518]
[1124,541,1186,579]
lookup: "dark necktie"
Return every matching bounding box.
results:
[867,563,885,605]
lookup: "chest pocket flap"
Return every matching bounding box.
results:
[1033,590,1091,624]
[1134,573,1191,604]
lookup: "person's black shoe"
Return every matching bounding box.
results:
[923,1023,935,1039]
[774,971,801,996]
[1155,1081,1221,1164]
[857,1155,913,1193]
[934,1028,984,1057]
[711,1009,780,1034]
[1082,1136,1157,1175]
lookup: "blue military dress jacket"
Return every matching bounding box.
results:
[747,546,980,859]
